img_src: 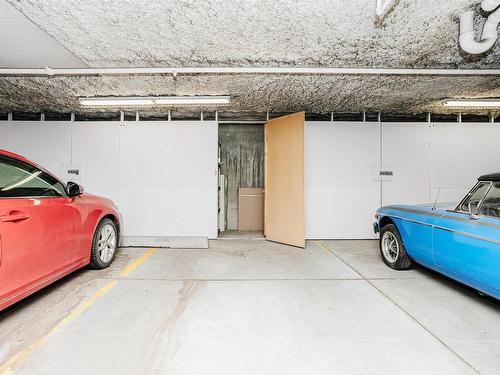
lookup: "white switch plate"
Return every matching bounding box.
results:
[59,163,82,183]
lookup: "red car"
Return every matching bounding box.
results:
[0,149,121,311]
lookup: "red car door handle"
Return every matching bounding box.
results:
[0,212,30,222]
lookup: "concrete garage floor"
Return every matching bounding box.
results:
[0,240,499,375]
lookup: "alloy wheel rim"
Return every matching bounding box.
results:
[98,224,116,263]
[381,231,399,263]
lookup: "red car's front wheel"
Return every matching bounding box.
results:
[90,218,118,269]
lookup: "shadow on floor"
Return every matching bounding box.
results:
[218,230,265,239]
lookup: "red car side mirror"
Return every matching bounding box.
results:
[67,181,84,197]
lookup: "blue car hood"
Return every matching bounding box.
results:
[418,202,457,211]
[379,202,457,215]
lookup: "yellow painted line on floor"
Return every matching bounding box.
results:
[120,247,158,277]
[0,280,117,375]
[51,280,117,334]
[0,248,158,375]
[314,241,334,256]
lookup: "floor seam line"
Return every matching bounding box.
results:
[317,242,482,375]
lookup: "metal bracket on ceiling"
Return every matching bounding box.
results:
[427,113,435,128]
[376,0,398,17]
[44,66,54,77]
[375,0,399,26]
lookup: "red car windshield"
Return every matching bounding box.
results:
[0,155,67,198]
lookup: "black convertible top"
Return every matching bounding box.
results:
[478,172,500,182]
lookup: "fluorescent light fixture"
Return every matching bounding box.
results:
[443,99,500,109]
[79,95,231,107]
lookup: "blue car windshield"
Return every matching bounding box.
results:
[479,182,500,218]
[458,182,491,213]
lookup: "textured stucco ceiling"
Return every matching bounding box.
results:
[5,0,499,68]
[0,0,499,114]
[0,74,499,114]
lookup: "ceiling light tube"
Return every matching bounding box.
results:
[79,97,154,107]
[79,95,231,107]
[153,96,231,105]
[443,99,500,109]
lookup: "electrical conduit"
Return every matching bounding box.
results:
[460,0,500,54]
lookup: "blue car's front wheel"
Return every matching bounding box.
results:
[379,224,412,270]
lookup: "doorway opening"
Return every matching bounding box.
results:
[217,113,305,247]
[218,123,265,239]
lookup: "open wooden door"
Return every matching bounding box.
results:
[264,112,305,247]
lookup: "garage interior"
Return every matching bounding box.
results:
[0,0,500,374]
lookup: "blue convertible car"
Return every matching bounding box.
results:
[374,173,500,300]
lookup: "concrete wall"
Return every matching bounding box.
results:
[218,124,264,230]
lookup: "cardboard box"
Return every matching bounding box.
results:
[238,187,264,230]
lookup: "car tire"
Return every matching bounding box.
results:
[379,224,412,270]
[90,218,118,269]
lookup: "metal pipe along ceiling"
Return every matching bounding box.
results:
[460,0,500,54]
[0,66,499,77]
[482,0,500,11]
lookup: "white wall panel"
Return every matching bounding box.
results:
[2,119,497,241]
[381,123,432,206]
[71,122,121,204]
[119,122,217,188]
[0,120,218,240]
[430,124,500,204]
[0,121,71,179]
[119,187,217,237]
[381,122,500,207]
[305,122,380,239]
[119,122,218,238]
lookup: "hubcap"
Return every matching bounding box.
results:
[381,231,399,263]
[98,224,117,263]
